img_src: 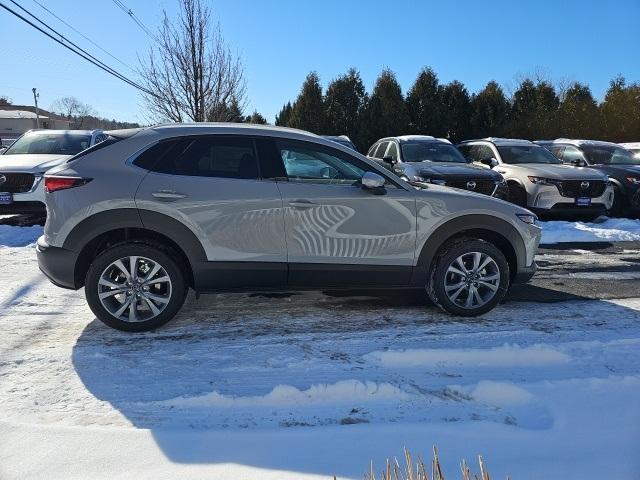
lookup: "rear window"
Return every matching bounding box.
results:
[135,136,259,179]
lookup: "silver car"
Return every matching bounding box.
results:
[458,138,614,219]
[0,129,106,214]
[37,124,541,331]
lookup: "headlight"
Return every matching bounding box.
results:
[516,213,537,225]
[626,177,640,185]
[528,176,553,185]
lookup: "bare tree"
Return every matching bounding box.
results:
[0,95,12,106]
[51,96,95,128]
[138,0,246,123]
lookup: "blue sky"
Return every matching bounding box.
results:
[2,0,639,124]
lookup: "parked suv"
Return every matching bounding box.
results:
[0,129,106,214]
[37,124,540,331]
[457,138,614,219]
[535,139,640,216]
[367,136,508,199]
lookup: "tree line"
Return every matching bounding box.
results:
[275,68,640,152]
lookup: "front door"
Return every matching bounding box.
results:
[271,139,417,287]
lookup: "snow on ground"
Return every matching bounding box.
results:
[0,224,42,247]
[1,229,640,479]
[539,217,640,244]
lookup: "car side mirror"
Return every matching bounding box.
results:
[481,157,498,168]
[571,159,586,167]
[382,155,396,165]
[361,171,386,195]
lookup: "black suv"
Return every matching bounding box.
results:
[536,139,640,216]
[367,136,508,199]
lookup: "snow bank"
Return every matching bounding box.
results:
[540,218,640,244]
[469,381,534,406]
[0,224,43,247]
[154,380,410,408]
[365,344,570,368]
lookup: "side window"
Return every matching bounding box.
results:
[152,136,259,179]
[373,142,389,159]
[550,146,564,159]
[562,146,586,164]
[477,145,495,161]
[367,143,379,157]
[386,142,399,161]
[457,144,472,159]
[277,141,366,186]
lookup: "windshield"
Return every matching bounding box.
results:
[4,132,92,156]
[401,142,467,163]
[582,145,640,165]
[497,145,562,164]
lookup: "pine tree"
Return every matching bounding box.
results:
[275,102,293,126]
[288,72,326,133]
[470,81,509,138]
[324,68,367,148]
[441,80,472,142]
[510,79,559,139]
[557,82,599,138]
[600,76,640,142]
[406,67,445,136]
[360,69,409,149]
[244,110,268,124]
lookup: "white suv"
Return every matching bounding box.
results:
[458,138,614,219]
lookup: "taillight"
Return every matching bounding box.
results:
[44,176,92,193]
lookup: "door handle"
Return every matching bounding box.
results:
[288,199,316,209]
[152,190,187,200]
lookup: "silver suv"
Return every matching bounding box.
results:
[458,138,614,219]
[37,124,541,331]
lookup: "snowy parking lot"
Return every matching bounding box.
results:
[1,217,640,479]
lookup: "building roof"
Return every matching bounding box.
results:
[0,109,49,120]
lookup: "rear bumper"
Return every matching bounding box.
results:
[36,236,79,289]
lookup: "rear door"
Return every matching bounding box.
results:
[134,135,287,289]
[264,138,417,287]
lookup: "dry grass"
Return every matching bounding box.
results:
[363,446,509,480]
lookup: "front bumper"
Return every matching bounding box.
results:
[527,184,614,213]
[36,235,79,290]
[0,175,46,215]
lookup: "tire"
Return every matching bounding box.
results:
[508,183,527,207]
[427,238,510,317]
[85,243,188,332]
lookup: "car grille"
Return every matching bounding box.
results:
[0,173,36,193]
[446,179,497,196]
[556,180,606,198]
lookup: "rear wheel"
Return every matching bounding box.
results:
[427,238,510,317]
[85,243,188,332]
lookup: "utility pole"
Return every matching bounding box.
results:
[32,87,40,128]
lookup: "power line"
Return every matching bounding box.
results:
[31,0,137,74]
[111,0,158,41]
[0,1,155,97]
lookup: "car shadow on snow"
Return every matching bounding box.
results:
[68,282,640,472]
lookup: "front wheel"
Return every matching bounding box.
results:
[427,238,510,317]
[85,243,188,332]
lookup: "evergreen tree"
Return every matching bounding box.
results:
[600,76,640,142]
[360,69,409,149]
[510,79,560,139]
[324,68,367,148]
[406,67,445,136]
[470,81,509,138]
[288,72,326,133]
[557,82,599,138]
[441,80,472,142]
[275,102,293,126]
[244,110,268,124]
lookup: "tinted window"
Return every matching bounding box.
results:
[373,142,389,159]
[401,142,467,163]
[4,132,92,155]
[457,144,472,159]
[582,145,640,165]
[496,145,562,164]
[151,136,259,179]
[278,141,366,185]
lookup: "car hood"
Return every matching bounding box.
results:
[409,162,502,180]
[508,163,608,180]
[0,154,72,173]
[600,164,640,176]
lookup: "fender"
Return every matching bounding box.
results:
[411,214,526,285]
